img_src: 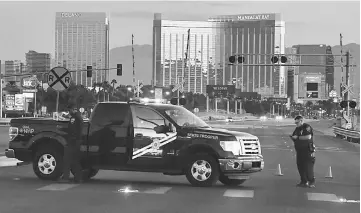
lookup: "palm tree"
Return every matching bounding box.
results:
[111,79,117,96]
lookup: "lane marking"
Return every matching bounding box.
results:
[143,187,172,194]
[223,189,254,198]
[36,183,79,191]
[307,193,339,202]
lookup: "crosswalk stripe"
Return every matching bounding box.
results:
[307,193,339,202]
[143,187,172,194]
[223,189,254,198]
[36,183,79,191]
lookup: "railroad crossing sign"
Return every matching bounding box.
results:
[48,67,72,91]
[172,79,185,93]
[136,83,143,94]
[341,84,354,96]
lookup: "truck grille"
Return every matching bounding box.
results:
[241,139,260,155]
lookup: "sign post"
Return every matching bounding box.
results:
[47,67,72,120]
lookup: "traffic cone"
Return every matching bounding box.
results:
[325,166,333,179]
[275,164,284,176]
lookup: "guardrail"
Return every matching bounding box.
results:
[333,126,360,143]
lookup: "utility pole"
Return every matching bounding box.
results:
[132,34,136,86]
[0,60,2,118]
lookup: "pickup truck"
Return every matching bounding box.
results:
[5,101,264,187]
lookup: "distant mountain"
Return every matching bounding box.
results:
[109,45,153,86]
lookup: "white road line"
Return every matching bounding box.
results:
[37,183,80,191]
[143,187,172,194]
[223,189,254,198]
[0,156,22,167]
[307,193,339,202]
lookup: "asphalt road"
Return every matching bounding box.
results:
[0,126,359,213]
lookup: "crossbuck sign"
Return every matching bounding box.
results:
[48,67,72,91]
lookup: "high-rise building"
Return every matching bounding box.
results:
[25,50,51,81]
[152,13,286,97]
[291,44,334,102]
[55,12,110,87]
[4,60,23,84]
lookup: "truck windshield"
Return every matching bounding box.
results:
[165,107,209,128]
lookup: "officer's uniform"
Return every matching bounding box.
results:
[61,109,84,183]
[292,123,316,186]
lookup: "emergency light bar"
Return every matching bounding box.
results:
[130,98,168,104]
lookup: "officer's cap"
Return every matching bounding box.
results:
[294,115,303,120]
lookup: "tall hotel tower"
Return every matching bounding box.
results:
[55,12,110,87]
[152,13,286,97]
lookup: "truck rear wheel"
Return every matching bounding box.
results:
[185,154,220,187]
[33,146,63,181]
[219,175,246,186]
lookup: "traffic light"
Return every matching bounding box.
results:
[170,98,178,105]
[117,64,122,76]
[340,101,348,108]
[349,101,357,108]
[179,98,186,105]
[229,55,245,64]
[87,66,92,78]
[271,55,288,63]
[170,98,187,105]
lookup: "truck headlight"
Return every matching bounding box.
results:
[220,141,241,155]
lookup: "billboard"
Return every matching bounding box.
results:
[206,85,235,98]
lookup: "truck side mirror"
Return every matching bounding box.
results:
[154,125,170,134]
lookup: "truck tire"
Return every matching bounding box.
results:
[185,154,220,187]
[219,175,246,186]
[33,146,63,181]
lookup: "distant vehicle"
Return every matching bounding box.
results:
[5,100,264,187]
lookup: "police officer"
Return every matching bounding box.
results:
[290,115,316,188]
[59,105,84,183]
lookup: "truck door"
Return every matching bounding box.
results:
[87,103,133,166]
[129,105,176,170]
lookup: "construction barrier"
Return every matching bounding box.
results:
[333,126,360,143]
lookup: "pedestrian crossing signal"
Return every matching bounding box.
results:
[117,64,123,76]
[87,66,92,78]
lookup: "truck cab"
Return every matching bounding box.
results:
[5,100,264,187]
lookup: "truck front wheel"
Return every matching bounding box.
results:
[185,154,220,187]
[33,146,63,181]
[219,175,246,186]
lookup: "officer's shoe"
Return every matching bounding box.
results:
[307,182,316,188]
[296,182,309,187]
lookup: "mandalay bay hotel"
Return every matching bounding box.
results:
[152,13,286,98]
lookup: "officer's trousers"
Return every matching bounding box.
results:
[295,146,315,184]
[62,142,83,181]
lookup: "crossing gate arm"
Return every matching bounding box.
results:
[333,126,360,139]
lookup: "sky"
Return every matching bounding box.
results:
[0,1,359,61]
